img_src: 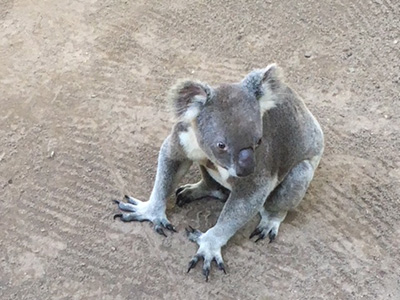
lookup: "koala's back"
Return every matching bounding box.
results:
[261,85,324,181]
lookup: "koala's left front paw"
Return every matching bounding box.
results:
[185,226,226,282]
[113,195,176,237]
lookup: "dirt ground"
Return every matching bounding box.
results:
[0,0,399,299]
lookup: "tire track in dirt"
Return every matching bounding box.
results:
[260,152,399,298]
[337,0,399,84]
[125,1,263,82]
[2,202,123,278]
[335,0,379,64]
[358,185,400,253]
[86,3,400,296]
[316,171,399,274]
[350,1,380,33]
[14,188,125,265]
[382,0,399,13]
[177,182,379,298]
[93,0,294,90]
[5,228,122,283]
[78,11,195,295]
[2,0,399,298]
[20,196,81,236]
[11,219,129,287]
[144,7,177,29]
[190,61,247,83]
[30,140,120,229]
[243,236,357,298]
[2,123,139,287]
[326,183,389,244]
[298,1,348,37]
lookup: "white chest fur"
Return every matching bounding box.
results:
[179,126,207,161]
[206,165,232,190]
[179,126,232,190]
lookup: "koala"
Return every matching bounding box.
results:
[113,64,324,281]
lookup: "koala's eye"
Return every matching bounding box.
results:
[217,142,227,150]
[256,138,262,147]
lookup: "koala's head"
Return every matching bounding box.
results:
[169,64,280,177]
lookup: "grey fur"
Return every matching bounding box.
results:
[114,64,324,281]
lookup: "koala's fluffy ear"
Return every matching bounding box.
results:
[168,80,213,122]
[242,63,282,113]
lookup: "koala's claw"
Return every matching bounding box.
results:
[155,225,167,237]
[176,186,195,207]
[165,223,177,232]
[249,226,278,243]
[175,187,184,197]
[255,234,266,243]
[269,232,277,243]
[185,226,202,242]
[249,227,262,239]
[186,227,226,281]
[113,213,123,220]
[176,193,189,207]
[187,255,201,273]
[203,267,210,282]
[217,262,227,274]
[250,210,284,243]
[113,196,176,236]
[112,198,137,212]
[113,213,139,222]
[187,254,226,282]
[124,194,138,205]
[250,227,277,243]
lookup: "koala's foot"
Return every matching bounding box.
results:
[185,226,226,282]
[175,182,229,207]
[249,209,287,243]
[113,195,176,237]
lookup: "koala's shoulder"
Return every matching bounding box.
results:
[175,123,207,161]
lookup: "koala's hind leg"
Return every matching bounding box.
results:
[250,159,316,243]
[176,165,230,207]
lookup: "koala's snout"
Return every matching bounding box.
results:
[236,148,255,177]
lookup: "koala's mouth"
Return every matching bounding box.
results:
[209,161,253,178]
[208,158,254,178]
[208,160,236,176]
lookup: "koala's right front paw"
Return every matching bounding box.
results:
[113,195,176,237]
[185,226,227,282]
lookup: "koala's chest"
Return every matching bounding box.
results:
[203,160,232,190]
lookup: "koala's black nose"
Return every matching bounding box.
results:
[237,148,255,177]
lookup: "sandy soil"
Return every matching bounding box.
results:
[1,0,399,299]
